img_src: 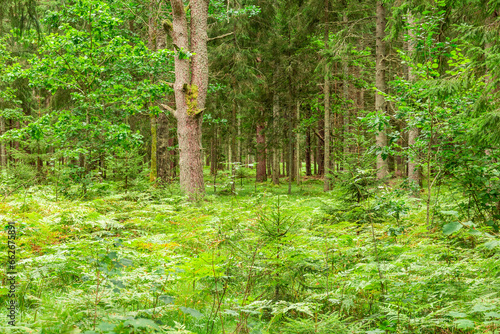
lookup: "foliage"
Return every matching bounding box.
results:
[1,177,499,333]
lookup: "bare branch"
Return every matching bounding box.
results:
[160,103,176,115]
[314,130,324,143]
[208,32,234,42]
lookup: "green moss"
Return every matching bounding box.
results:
[185,84,201,116]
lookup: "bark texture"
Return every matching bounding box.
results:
[407,13,420,189]
[169,0,208,196]
[323,0,331,191]
[272,92,280,185]
[150,115,158,182]
[0,116,6,168]
[148,0,158,183]
[296,101,300,185]
[305,127,311,176]
[342,13,349,160]
[375,1,388,179]
[256,123,267,182]
[157,112,175,182]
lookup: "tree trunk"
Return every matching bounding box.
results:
[0,116,6,169]
[323,0,331,191]
[237,115,241,163]
[256,123,267,182]
[296,101,300,185]
[231,103,237,164]
[375,0,388,180]
[317,117,325,176]
[266,147,272,178]
[148,0,158,183]
[150,115,158,182]
[228,142,232,171]
[313,140,318,175]
[305,127,311,176]
[14,120,20,163]
[157,112,171,182]
[357,82,365,165]
[288,129,293,194]
[282,149,285,176]
[210,125,217,175]
[272,93,280,185]
[169,136,176,178]
[169,0,208,196]
[407,13,420,190]
[342,13,349,163]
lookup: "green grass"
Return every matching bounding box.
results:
[0,170,499,334]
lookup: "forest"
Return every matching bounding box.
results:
[1,0,500,333]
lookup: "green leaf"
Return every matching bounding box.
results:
[448,311,467,318]
[443,222,462,235]
[467,228,482,236]
[111,279,125,289]
[483,240,500,249]
[180,306,204,319]
[485,312,500,319]
[453,319,475,329]
[224,309,239,317]
[97,322,116,331]
[120,258,133,266]
[159,295,175,304]
[471,304,495,312]
[123,318,160,329]
[440,210,458,217]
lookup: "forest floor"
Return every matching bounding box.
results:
[0,170,499,334]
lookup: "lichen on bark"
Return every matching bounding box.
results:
[184,84,201,116]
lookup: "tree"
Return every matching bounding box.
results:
[406,13,421,191]
[323,0,331,192]
[375,0,388,180]
[256,119,267,182]
[166,0,208,196]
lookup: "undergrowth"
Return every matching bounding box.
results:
[0,171,499,334]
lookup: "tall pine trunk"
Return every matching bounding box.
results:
[407,13,420,190]
[272,93,280,185]
[157,112,171,182]
[296,101,300,185]
[375,1,388,179]
[150,115,158,182]
[148,0,158,183]
[169,0,208,196]
[305,127,311,176]
[256,123,267,182]
[317,117,325,176]
[342,13,349,165]
[0,116,6,169]
[323,0,331,191]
